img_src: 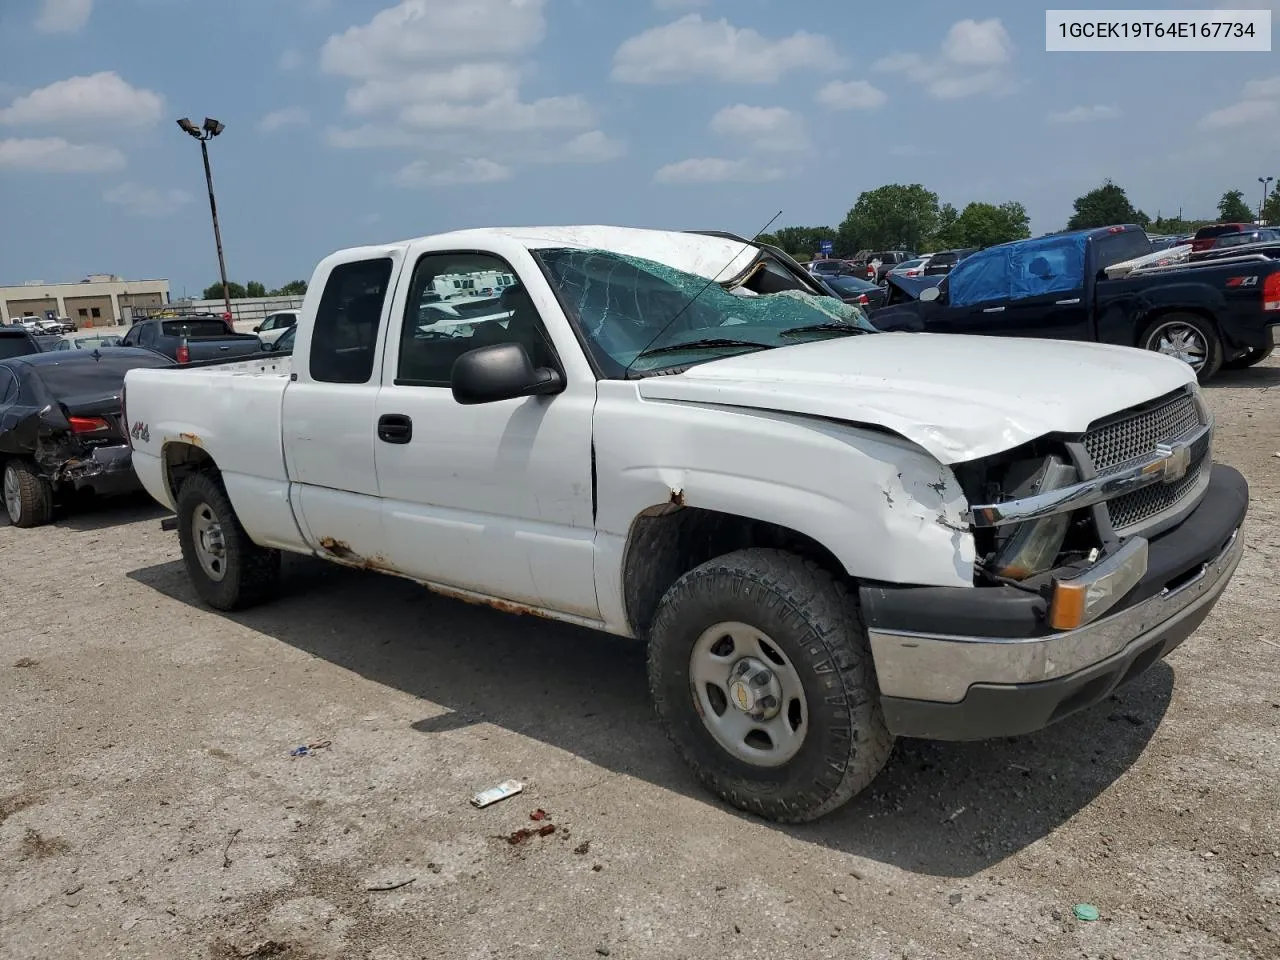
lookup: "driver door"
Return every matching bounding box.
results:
[372,244,599,619]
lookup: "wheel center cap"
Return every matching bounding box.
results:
[727,657,782,721]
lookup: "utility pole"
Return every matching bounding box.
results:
[177,117,231,319]
[1260,176,1275,222]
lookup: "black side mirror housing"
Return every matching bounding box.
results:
[451,342,564,405]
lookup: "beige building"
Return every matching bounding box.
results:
[0,274,171,328]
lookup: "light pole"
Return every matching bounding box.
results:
[1260,176,1274,222]
[177,117,231,318]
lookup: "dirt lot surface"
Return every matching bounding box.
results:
[3,360,1279,960]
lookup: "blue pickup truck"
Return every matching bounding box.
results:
[870,224,1280,379]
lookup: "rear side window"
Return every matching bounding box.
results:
[161,319,230,338]
[310,258,393,384]
[0,335,37,360]
[1093,230,1152,272]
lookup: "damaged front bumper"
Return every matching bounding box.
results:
[861,463,1248,741]
[52,443,140,497]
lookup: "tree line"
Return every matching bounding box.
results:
[760,179,1278,262]
[201,279,308,300]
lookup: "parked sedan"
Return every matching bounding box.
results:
[822,274,889,309]
[53,334,124,351]
[808,258,858,278]
[887,256,932,280]
[922,247,978,276]
[0,348,175,527]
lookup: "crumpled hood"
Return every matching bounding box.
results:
[637,332,1196,464]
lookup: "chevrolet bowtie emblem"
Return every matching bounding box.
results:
[1153,441,1192,484]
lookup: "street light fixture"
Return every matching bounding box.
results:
[176,116,231,318]
[1261,176,1275,223]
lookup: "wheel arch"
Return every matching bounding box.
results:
[162,440,219,504]
[620,503,848,639]
[1135,306,1222,348]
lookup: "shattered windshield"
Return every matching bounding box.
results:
[534,248,877,377]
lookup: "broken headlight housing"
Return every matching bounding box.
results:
[953,442,1097,584]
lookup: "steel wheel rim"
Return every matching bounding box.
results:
[1148,321,1207,370]
[689,621,809,768]
[191,502,227,581]
[3,466,21,522]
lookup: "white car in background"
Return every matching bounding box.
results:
[888,256,933,280]
[253,311,298,345]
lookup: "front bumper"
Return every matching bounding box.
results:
[54,443,141,497]
[863,463,1247,741]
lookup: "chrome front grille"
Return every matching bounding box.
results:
[1081,388,1209,533]
[1083,391,1201,474]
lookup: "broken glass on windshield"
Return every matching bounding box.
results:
[534,248,876,378]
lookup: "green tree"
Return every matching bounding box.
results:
[767,226,836,259]
[202,280,247,300]
[928,203,963,250]
[245,280,268,298]
[1262,189,1280,226]
[837,184,940,254]
[952,201,1032,248]
[271,280,308,296]
[1066,180,1148,230]
[1217,189,1253,222]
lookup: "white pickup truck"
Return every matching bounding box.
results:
[122,226,1249,822]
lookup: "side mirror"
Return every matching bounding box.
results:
[451,342,564,405]
[919,286,942,303]
[260,339,274,352]
[253,324,262,332]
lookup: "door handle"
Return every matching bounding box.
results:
[982,306,1005,313]
[1055,298,1081,305]
[377,414,412,444]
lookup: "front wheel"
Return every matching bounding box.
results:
[1139,313,1223,381]
[3,459,54,528]
[1220,345,1274,371]
[175,471,280,611]
[648,549,893,823]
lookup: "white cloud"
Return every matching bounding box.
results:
[400,92,592,131]
[874,18,1014,100]
[613,14,843,84]
[941,17,1012,66]
[560,130,626,162]
[102,182,193,217]
[321,0,546,79]
[346,64,522,114]
[0,72,163,127]
[394,157,512,187]
[1047,104,1122,124]
[816,79,887,110]
[325,124,420,149]
[35,0,92,33]
[278,48,304,71]
[1199,99,1278,128]
[1243,75,1280,99]
[259,107,311,132]
[319,0,595,172]
[709,104,807,152]
[0,137,124,172]
[653,157,783,184]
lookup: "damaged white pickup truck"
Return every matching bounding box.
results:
[122,226,1249,822]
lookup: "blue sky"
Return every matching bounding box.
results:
[0,0,1277,294]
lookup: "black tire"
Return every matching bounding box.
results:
[175,471,280,611]
[1220,345,1274,371]
[648,548,893,823]
[3,458,54,528]
[1139,313,1223,382]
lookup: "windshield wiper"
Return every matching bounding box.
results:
[778,323,869,338]
[635,337,768,358]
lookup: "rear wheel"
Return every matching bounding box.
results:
[1139,313,1223,381]
[1220,345,1274,371]
[176,471,280,610]
[648,548,893,823]
[3,459,53,528]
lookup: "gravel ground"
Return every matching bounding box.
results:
[2,359,1278,960]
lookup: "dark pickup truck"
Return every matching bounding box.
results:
[1,328,45,360]
[870,224,1280,379]
[118,315,263,364]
